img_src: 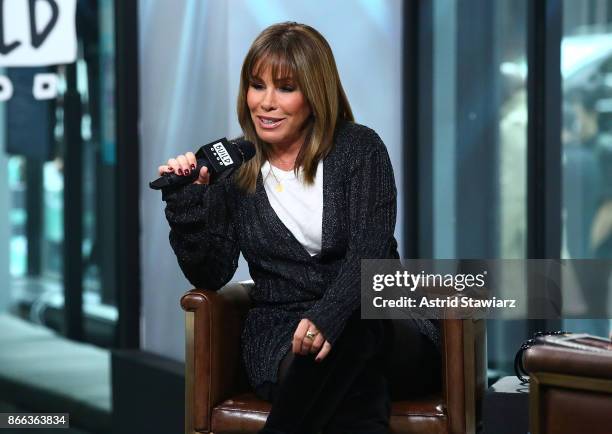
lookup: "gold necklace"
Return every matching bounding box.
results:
[266,163,284,192]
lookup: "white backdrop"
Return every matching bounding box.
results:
[139,0,403,361]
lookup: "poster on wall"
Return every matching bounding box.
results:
[0,0,77,67]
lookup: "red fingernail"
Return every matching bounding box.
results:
[178,169,183,175]
[191,164,196,169]
[168,167,174,171]
[184,169,190,175]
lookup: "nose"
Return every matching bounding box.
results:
[261,88,276,111]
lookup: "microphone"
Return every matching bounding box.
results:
[149,137,255,190]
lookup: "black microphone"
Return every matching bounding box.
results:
[149,137,255,190]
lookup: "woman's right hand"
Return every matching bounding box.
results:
[157,152,210,185]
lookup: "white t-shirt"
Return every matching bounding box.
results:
[261,160,323,256]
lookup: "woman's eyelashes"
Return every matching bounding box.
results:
[249,81,264,90]
[276,79,296,92]
[279,85,295,92]
[249,80,296,92]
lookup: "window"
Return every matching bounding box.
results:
[2,0,126,347]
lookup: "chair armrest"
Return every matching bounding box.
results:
[181,282,253,433]
[442,318,487,434]
[523,345,612,434]
[523,346,612,380]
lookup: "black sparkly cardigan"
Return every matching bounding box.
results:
[162,121,440,390]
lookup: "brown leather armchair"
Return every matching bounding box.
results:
[523,345,612,434]
[181,282,487,434]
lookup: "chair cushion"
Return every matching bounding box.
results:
[212,393,270,432]
[390,396,448,434]
[211,392,448,433]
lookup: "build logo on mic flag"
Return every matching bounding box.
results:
[212,142,235,166]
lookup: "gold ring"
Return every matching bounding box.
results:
[305,330,318,340]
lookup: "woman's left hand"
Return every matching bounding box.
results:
[293,318,332,361]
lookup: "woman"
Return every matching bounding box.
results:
[159,22,440,434]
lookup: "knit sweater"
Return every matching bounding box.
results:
[162,121,440,390]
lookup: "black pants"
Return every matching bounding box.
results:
[255,312,440,434]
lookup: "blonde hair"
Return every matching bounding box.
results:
[235,22,354,193]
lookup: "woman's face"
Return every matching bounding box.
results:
[247,66,311,149]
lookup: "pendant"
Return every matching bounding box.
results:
[275,183,284,193]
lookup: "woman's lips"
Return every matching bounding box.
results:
[257,116,285,129]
